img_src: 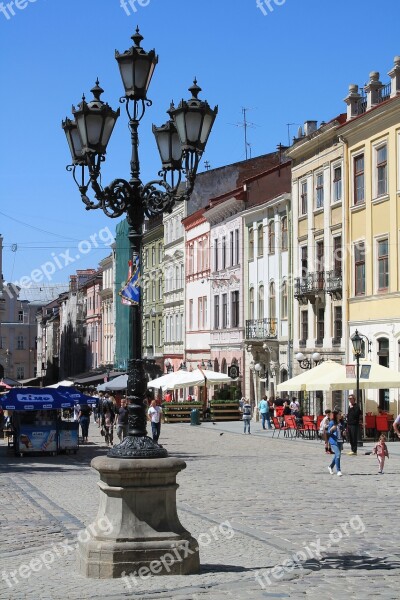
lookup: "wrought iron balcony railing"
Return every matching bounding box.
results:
[325,269,342,299]
[245,318,277,340]
[294,272,325,304]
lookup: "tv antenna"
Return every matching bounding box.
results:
[229,107,259,160]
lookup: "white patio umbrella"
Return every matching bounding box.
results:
[46,379,75,388]
[147,369,204,391]
[276,361,345,393]
[97,374,128,392]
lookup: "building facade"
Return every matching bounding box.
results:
[99,253,115,368]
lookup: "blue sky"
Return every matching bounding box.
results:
[1,0,399,292]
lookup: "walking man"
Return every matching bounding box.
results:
[148,399,163,444]
[258,395,271,430]
[347,394,361,455]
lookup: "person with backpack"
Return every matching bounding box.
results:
[241,399,252,434]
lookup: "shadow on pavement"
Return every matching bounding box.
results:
[303,554,400,571]
[201,564,261,573]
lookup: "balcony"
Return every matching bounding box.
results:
[294,272,325,305]
[245,318,277,340]
[326,269,342,299]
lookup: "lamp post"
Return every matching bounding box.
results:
[62,29,217,578]
[62,28,217,459]
[351,329,371,441]
[295,351,323,414]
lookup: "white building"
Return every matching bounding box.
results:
[99,253,115,367]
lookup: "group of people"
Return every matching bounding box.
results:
[240,395,301,434]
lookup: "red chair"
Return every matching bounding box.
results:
[365,415,376,438]
[272,416,291,438]
[375,416,390,441]
[316,415,324,430]
[302,416,318,439]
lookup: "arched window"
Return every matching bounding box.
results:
[269,281,276,321]
[268,221,275,254]
[281,280,288,319]
[214,358,219,372]
[249,228,254,260]
[257,225,264,257]
[281,217,288,251]
[258,285,264,318]
[221,358,227,374]
[249,287,254,320]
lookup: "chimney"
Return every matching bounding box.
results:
[304,121,318,136]
[365,71,383,109]
[344,84,361,120]
[388,56,400,97]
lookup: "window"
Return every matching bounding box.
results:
[198,298,203,329]
[257,225,264,257]
[354,242,366,296]
[316,240,324,272]
[152,281,156,301]
[249,288,254,320]
[333,236,342,275]
[378,238,389,291]
[152,246,156,266]
[376,145,388,197]
[281,217,288,251]
[17,335,24,350]
[317,308,324,344]
[145,249,149,267]
[189,300,193,330]
[354,154,365,205]
[179,314,183,341]
[231,291,239,327]
[158,243,163,263]
[268,221,275,255]
[175,314,179,342]
[180,264,184,287]
[158,320,163,346]
[281,280,288,319]
[152,321,156,346]
[222,294,228,328]
[301,310,308,343]
[16,366,24,379]
[214,240,219,271]
[333,166,342,202]
[258,285,264,317]
[198,240,203,272]
[145,322,150,346]
[159,279,163,300]
[333,306,342,342]
[316,173,324,209]
[230,231,234,266]
[300,181,308,215]
[188,243,194,275]
[222,237,226,268]
[18,310,23,322]
[249,228,254,260]
[204,297,207,326]
[269,282,276,320]
[301,246,308,278]
[235,229,239,265]
[214,295,220,329]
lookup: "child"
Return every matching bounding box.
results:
[373,434,389,474]
[320,409,333,454]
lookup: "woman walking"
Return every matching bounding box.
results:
[327,410,344,477]
[78,404,92,443]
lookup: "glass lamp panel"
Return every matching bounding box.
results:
[75,114,88,147]
[171,131,183,161]
[174,112,187,144]
[70,127,84,159]
[200,113,214,144]
[185,111,203,144]
[86,114,104,146]
[145,62,156,93]
[156,130,171,163]
[101,115,117,148]
[119,60,134,93]
[134,58,151,91]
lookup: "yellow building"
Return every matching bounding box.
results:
[340,57,400,413]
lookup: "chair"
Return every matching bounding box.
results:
[272,416,291,438]
[316,415,324,430]
[365,415,376,438]
[302,416,318,439]
[375,416,390,441]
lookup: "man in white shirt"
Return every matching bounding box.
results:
[148,400,163,443]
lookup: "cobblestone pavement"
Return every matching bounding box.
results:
[1,419,400,599]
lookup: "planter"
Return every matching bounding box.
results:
[163,403,202,424]
[210,402,241,422]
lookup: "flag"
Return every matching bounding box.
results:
[120,256,140,305]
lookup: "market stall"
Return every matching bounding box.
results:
[0,387,76,456]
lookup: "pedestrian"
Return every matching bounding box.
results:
[116,398,129,443]
[283,400,291,416]
[393,414,400,439]
[102,403,115,447]
[373,434,389,474]
[290,397,300,418]
[347,394,361,455]
[148,399,163,444]
[319,409,334,454]
[327,409,344,477]
[78,404,92,443]
[241,398,252,434]
[258,395,271,430]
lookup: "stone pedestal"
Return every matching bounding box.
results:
[77,456,200,578]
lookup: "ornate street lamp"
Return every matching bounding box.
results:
[295,351,322,370]
[62,28,217,459]
[62,29,217,578]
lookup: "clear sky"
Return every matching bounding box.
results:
[1,0,399,294]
